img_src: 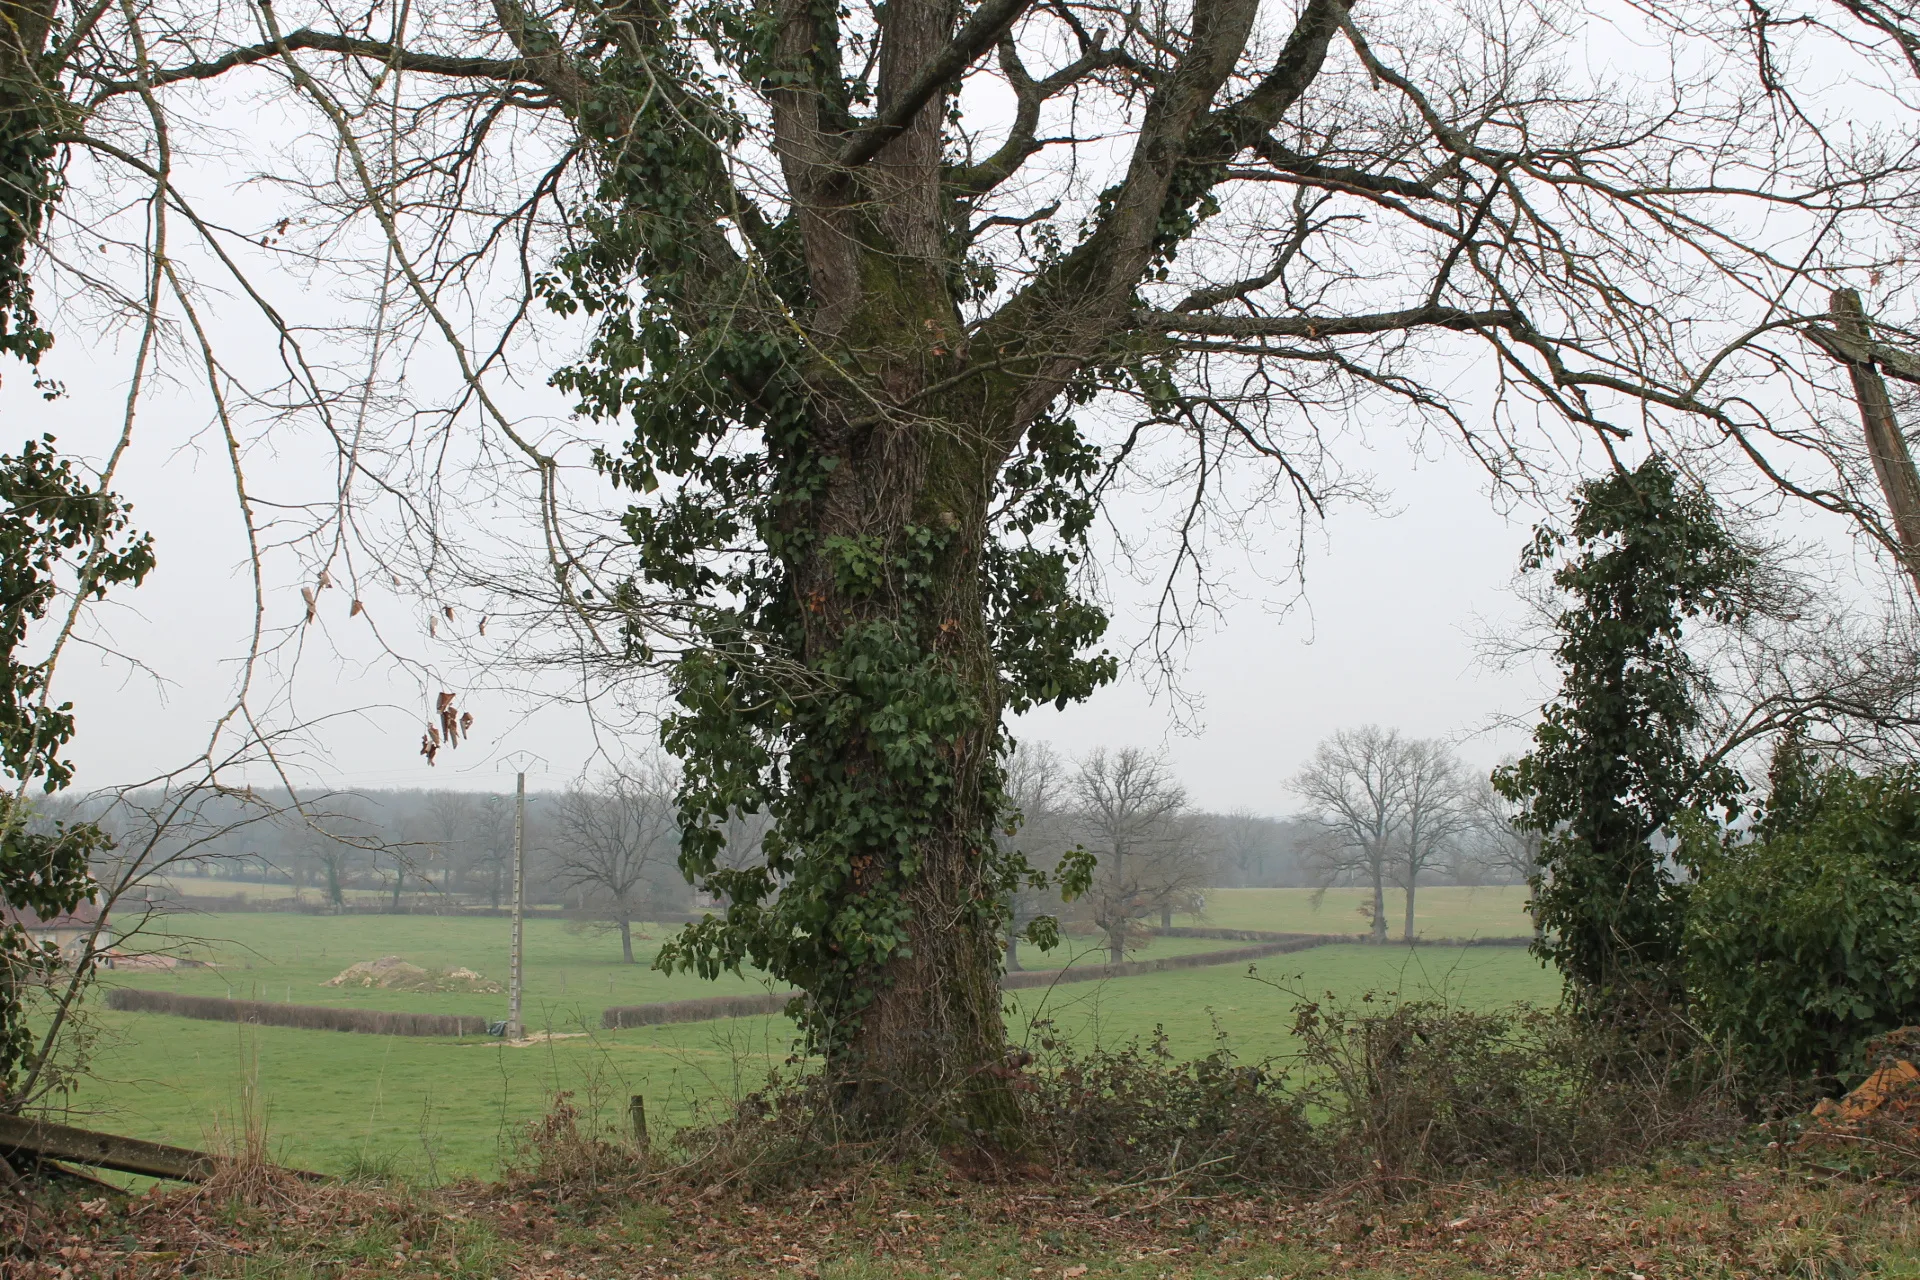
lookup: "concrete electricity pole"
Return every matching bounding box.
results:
[509,767,525,1040]
[498,752,544,1041]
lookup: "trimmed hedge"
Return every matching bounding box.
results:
[601,940,1343,1027]
[105,987,490,1037]
[1154,926,1532,946]
[1155,926,1356,943]
[1002,935,1341,989]
[603,990,795,1030]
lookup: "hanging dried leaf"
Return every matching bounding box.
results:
[419,731,438,765]
[300,586,317,623]
[459,711,474,734]
[478,616,487,636]
[350,599,364,617]
[437,692,461,748]
[317,569,332,590]
[443,605,454,622]
[429,616,437,637]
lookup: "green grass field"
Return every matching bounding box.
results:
[61,889,1553,1182]
[1182,885,1533,938]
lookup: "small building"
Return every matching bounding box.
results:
[1,901,111,965]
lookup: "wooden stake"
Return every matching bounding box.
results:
[1831,287,1920,593]
[629,1095,648,1149]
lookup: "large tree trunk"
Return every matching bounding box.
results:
[618,915,634,965]
[1370,861,1388,944]
[1403,881,1417,942]
[784,428,1022,1138]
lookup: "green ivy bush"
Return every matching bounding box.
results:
[1687,765,1920,1085]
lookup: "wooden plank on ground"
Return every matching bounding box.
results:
[0,1113,323,1183]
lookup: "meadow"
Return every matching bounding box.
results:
[1183,884,1533,938]
[62,887,1554,1181]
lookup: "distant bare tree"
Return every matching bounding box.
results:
[1393,740,1473,941]
[1464,771,1545,938]
[289,801,376,910]
[420,791,479,896]
[473,794,515,909]
[550,762,679,963]
[1000,741,1075,972]
[1211,809,1282,887]
[1072,748,1206,965]
[1293,727,1408,944]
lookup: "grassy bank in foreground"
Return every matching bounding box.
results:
[13,1143,1913,1280]
[70,943,1554,1180]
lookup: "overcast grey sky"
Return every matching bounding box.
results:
[7,0,1910,818]
[17,346,1548,816]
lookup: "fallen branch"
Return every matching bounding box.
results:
[0,1113,325,1183]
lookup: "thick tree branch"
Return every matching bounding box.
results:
[837,0,1035,169]
[122,28,536,94]
[1250,135,1440,200]
[1134,305,1520,338]
[946,37,1133,197]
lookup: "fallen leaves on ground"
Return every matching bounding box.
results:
[2,1145,1917,1280]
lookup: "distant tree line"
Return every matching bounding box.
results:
[46,737,1533,967]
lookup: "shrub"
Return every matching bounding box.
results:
[1291,995,1734,1185]
[1021,1023,1326,1188]
[1686,766,1920,1084]
[508,1092,646,1195]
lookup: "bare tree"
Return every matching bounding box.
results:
[1293,726,1407,944]
[1000,740,1074,971]
[417,790,478,897]
[1462,771,1545,940]
[549,762,679,963]
[1392,739,1472,941]
[1072,748,1206,965]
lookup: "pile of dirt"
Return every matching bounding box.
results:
[321,955,503,993]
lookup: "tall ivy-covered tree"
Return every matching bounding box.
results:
[8,0,1920,1138]
[0,437,153,1105]
[1493,457,1753,1013]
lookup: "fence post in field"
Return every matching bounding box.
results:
[629,1094,648,1149]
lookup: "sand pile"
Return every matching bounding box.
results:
[322,955,503,993]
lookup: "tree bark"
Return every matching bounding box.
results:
[1403,882,1416,942]
[1831,288,1920,594]
[619,914,634,965]
[1370,860,1387,944]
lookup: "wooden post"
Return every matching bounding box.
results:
[628,1095,648,1150]
[1831,288,1920,593]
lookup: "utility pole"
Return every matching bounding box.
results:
[498,751,544,1042]
[508,768,525,1041]
[1809,288,1920,594]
